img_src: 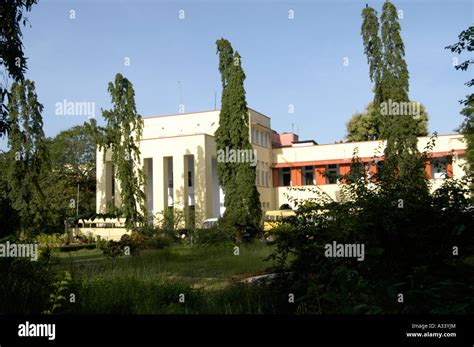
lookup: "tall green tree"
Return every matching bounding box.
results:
[6,80,50,236]
[94,73,146,230]
[1,0,38,138]
[361,2,427,189]
[446,26,473,174]
[380,1,409,103]
[215,39,261,231]
[361,4,384,107]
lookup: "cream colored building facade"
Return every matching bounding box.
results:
[95,108,467,229]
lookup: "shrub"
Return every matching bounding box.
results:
[147,234,172,249]
[194,225,234,246]
[119,232,148,256]
[58,243,96,252]
[101,240,124,259]
[0,257,53,313]
[96,237,109,251]
[269,173,474,314]
[43,271,72,314]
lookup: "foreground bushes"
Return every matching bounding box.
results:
[0,258,53,313]
[269,175,474,314]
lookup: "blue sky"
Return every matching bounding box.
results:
[7,0,474,145]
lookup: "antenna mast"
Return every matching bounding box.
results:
[178,81,183,112]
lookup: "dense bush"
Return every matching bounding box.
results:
[121,232,148,255]
[58,243,96,252]
[147,234,173,249]
[269,174,474,314]
[194,225,234,246]
[100,240,124,259]
[99,232,149,258]
[0,257,53,313]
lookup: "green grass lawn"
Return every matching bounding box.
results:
[48,241,286,313]
[53,241,275,290]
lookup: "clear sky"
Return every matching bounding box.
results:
[7,0,474,145]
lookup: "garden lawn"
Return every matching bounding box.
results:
[49,241,284,313]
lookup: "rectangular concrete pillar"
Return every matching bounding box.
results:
[96,148,107,214]
[172,155,186,211]
[152,156,165,219]
[194,148,213,226]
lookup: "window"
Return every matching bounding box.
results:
[431,158,447,179]
[303,166,314,185]
[281,167,291,186]
[376,161,383,181]
[261,171,265,186]
[326,164,339,184]
[251,129,255,143]
[256,170,260,185]
[263,132,267,147]
[349,162,365,182]
[188,170,192,187]
[266,172,269,187]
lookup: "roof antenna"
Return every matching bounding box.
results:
[214,91,217,110]
[178,81,183,113]
[291,122,294,133]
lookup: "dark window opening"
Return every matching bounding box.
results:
[303,165,314,185]
[326,164,339,184]
[281,168,291,186]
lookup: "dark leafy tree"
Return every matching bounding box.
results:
[215,39,261,232]
[380,1,409,103]
[361,2,427,190]
[361,4,384,107]
[0,0,38,138]
[6,80,50,236]
[93,73,146,230]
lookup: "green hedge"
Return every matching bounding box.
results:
[58,243,96,252]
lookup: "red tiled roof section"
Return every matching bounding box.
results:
[272,132,299,147]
